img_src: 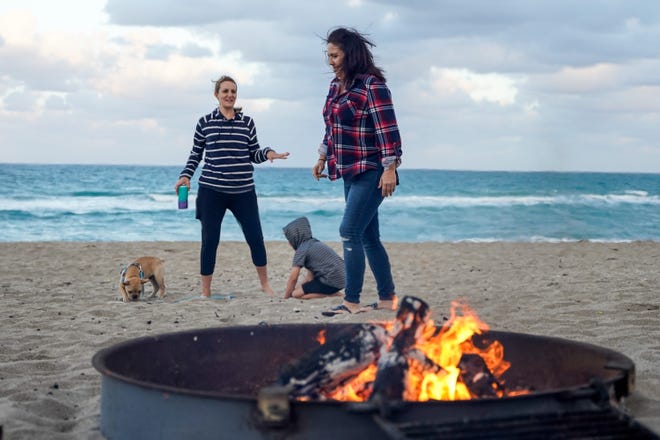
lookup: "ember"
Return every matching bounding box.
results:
[278,296,527,402]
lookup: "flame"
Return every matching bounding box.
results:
[315,300,517,402]
[316,329,326,345]
[414,300,510,400]
[327,364,378,402]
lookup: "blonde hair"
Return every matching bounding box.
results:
[213,75,236,94]
[213,75,242,113]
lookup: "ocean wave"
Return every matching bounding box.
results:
[0,194,182,215]
[2,191,657,215]
[391,192,660,208]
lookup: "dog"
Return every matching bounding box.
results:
[118,256,166,302]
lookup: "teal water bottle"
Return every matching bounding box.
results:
[178,185,189,209]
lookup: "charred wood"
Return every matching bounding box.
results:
[277,323,388,399]
[370,296,432,401]
[459,353,504,398]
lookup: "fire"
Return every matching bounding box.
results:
[317,300,516,402]
[414,301,510,401]
[316,329,326,345]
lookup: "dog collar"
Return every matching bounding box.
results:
[120,262,146,296]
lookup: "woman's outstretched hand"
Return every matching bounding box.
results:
[267,150,290,162]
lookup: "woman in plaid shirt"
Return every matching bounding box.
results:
[314,27,403,316]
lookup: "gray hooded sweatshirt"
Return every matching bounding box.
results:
[283,217,346,290]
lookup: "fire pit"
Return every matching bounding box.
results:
[92,318,658,439]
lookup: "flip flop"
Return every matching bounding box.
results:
[360,301,398,312]
[361,302,379,311]
[321,304,354,317]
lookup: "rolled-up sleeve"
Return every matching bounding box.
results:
[367,81,402,167]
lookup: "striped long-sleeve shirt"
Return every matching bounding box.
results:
[320,74,402,181]
[179,108,273,194]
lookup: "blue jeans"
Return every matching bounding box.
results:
[340,169,395,304]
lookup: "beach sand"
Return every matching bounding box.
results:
[1,241,659,438]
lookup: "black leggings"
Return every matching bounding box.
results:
[196,186,267,275]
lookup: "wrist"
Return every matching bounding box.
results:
[318,157,326,163]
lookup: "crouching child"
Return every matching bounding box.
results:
[283,216,345,299]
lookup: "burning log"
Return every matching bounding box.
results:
[277,323,388,399]
[370,296,437,401]
[458,353,504,398]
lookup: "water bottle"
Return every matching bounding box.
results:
[178,185,189,209]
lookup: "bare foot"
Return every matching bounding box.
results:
[378,295,398,310]
[261,284,275,296]
[201,275,212,298]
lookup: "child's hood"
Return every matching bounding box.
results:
[283,216,313,250]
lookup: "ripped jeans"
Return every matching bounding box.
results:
[340,169,395,304]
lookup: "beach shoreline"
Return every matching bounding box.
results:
[1,241,659,438]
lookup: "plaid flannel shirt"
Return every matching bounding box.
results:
[320,74,402,181]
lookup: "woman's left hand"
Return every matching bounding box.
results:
[379,168,397,197]
[267,150,290,162]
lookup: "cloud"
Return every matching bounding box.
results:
[0,8,264,113]
[3,88,36,111]
[429,67,520,106]
[180,42,213,58]
[537,64,622,94]
[145,43,176,60]
[44,93,69,111]
[1,1,660,171]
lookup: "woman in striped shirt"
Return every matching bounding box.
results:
[175,75,289,298]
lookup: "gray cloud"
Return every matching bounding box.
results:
[180,42,213,58]
[4,90,36,111]
[0,47,90,93]
[145,43,177,60]
[2,0,659,171]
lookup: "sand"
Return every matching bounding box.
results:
[0,240,659,438]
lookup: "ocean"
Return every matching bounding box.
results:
[1,163,659,243]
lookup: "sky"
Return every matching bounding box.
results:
[1,0,659,172]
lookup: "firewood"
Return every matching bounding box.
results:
[370,296,432,401]
[278,296,508,403]
[277,323,388,399]
[458,353,504,398]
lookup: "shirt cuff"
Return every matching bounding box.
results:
[381,156,399,169]
[317,143,328,157]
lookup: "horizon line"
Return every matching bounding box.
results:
[1,162,658,175]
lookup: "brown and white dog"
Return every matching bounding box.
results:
[118,256,166,302]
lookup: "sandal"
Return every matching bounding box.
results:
[321,304,353,316]
[360,297,398,312]
[361,302,379,311]
[321,304,365,316]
